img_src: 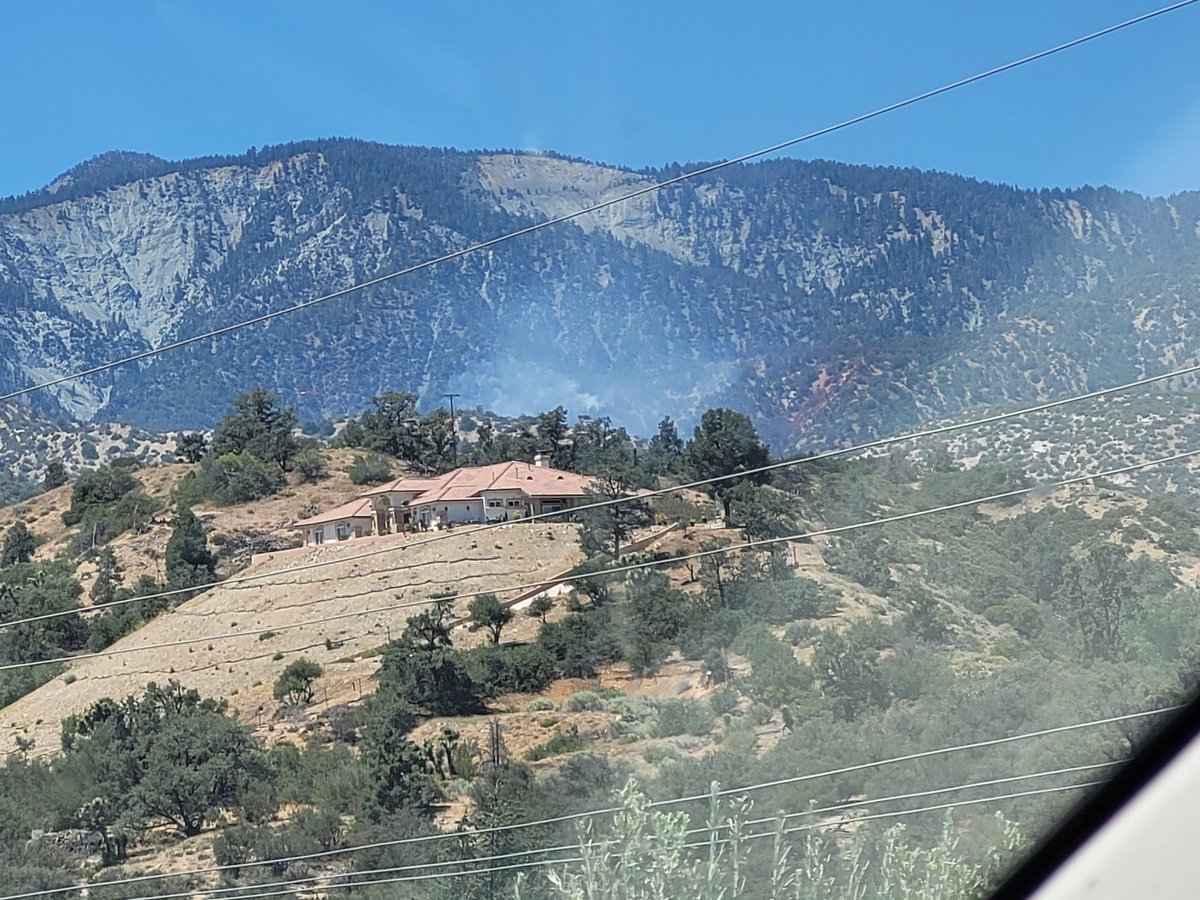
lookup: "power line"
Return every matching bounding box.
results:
[95,779,1110,900]
[14,762,1120,900]
[200,762,1130,900]
[1,446,1193,674]
[8,357,1198,634]
[0,0,1194,407]
[4,707,1169,900]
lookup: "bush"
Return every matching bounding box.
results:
[563,691,605,713]
[651,698,714,737]
[783,622,817,646]
[62,466,138,525]
[526,698,556,712]
[294,449,328,483]
[464,642,558,696]
[524,727,585,761]
[642,744,681,765]
[347,454,394,486]
[176,452,283,506]
[734,624,814,708]
[710,688,738,717]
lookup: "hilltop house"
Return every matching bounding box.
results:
[294,457,597,546]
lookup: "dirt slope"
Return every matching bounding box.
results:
[1,522,583,757]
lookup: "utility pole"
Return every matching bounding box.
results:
[443,393,461,466]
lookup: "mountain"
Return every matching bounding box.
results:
[1,138,1198,449]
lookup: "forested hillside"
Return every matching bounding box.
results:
[3,415,1198,896]
[2,140,1198,448]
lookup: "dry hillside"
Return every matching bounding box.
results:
[1,519,583,757]
[0,449,373,602]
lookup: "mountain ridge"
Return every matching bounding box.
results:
[1,138,1198,449]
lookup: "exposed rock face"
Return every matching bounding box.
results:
[1,140,1198,449]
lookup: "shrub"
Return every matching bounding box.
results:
[747,703,774,726]
[642,744,681,765]
[784,622,817,646]
[347,454,394,486]
[294,449,328,483]
[524,727,585,761]
[176,452,283,506]
[651,698,714,737]
[563,691,605,713]
[710,688,738,717]
[526,698,556,712]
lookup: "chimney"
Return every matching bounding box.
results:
[533,453,545,468]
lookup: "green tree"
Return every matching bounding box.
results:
[360,690,433,815]
[58,682,270,838]
[415,408,457,473]
[0,562,87,663]
[354,391,420,458]
[176,432,208,464]
[727,482,798,541]
[682,408,771,522]
[294,448,327,482]
[1056,542,1140,659]
[133,711,267,836]
[649,416,683,456]
[537,406,571,468]
[210,387,299,471]
[469,594,512,644]
[378,601,483,715]
[62,467,139,526]
[274,658,324,706]
[526,595,554,623]
[164,505,217,591]
[42,462,68,490]
[624,579,689,674]
[2,523,36,566]
[90,548,123,606]
[580,454,650,559]
[812,627,889,719]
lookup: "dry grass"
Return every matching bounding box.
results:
[0,514,583,757]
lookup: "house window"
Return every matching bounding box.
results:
[488,500,503,508]
[314,527,324,545]
[507,499,523,508]
[336,523,351,540]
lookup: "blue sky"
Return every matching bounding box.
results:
[3,1,1199,198]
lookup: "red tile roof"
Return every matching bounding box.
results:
[360,462,596,506]
[293,497,375,527]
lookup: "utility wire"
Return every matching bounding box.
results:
[0,0,1193,407]
[4,707,1169,900]
[18,763,1120,900]
[93,779,1109,900]
[7,357,1198,634]
[1,447,1194,674]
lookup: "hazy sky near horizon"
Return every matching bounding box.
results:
[4,1,1199,199]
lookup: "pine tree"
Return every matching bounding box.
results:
[165,505,217,591]
[1,522,36,566]
[90,547,123,605]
